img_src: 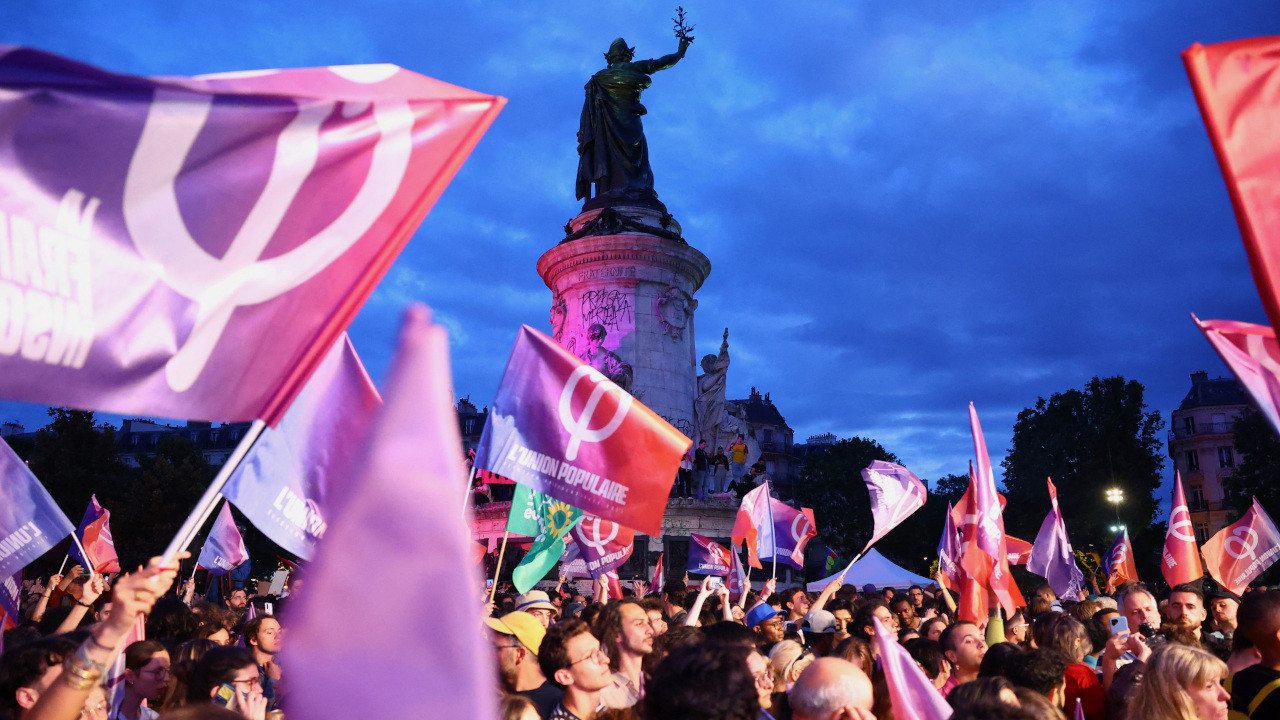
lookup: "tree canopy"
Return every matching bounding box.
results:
[1000,376,1165,575]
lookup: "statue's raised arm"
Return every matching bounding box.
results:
[575,11,694,212]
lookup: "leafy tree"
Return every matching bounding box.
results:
[27,409,131,519]
[1000,376,1165,575]
[1226,408,1280,514]
[796,438,898,562]
[108,435,215,568]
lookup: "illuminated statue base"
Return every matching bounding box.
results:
[537,218,710,439]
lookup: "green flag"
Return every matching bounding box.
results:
[509,484,584,594]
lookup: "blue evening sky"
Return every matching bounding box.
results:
[3,2,1278,499]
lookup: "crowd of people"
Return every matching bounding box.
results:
[0,556,290,720]
[487,572,1280,720]
[4,553,1280,720]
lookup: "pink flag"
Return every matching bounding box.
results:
[196,501,249,575]
[872,617,951,720]
[283,306,494,720]
[1201,498,1280,595]
[960,404,1017,619]
[1194,317,1280,434]
[860,460,927,554]
[732,483,777,569]
[1163,471,1205,587]
[0,47,503,426]
[221,335,382,560]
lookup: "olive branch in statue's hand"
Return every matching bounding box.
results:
[673,6,695,45]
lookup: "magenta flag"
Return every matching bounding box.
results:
[569,515,635,579]
[860,460,927,554]
[872,617,951,720]
[221,335,381,559]
[1026,478,1085,598]
[1195,316,1280,435]
[727,546,748,598]
[197,502,249,575]
[0,47,503,425]
[283,306,494,720]
[473,326,690,535]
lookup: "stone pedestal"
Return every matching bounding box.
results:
[537,210,711,438]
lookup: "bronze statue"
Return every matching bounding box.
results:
[575,12,693,212]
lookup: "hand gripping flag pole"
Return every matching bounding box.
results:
[160,420,267,566]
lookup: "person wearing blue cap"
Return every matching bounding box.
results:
[747,602,785,652]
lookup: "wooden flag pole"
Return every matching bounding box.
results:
[161,420,267,566]
[489,531,510,604]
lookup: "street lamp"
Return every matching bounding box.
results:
[1109,524,1127,534]
[1106,487,1124,523]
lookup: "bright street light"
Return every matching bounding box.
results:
[1106,487,1124,523]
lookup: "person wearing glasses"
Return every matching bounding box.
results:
[486,611,562,720]
[110,641,169,720]
[537,619,612,720]
[186,646,267,720]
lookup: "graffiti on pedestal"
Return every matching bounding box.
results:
[581,288,634,333]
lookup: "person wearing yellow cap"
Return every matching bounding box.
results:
[486,611,563,719]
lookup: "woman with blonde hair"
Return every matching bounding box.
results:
[767,640,816,693]
[1127,643,1230,720]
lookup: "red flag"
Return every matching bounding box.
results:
[473,326,691,535]
[650,552,664,590]
[956,404,1019,620]
[283,306,495,720]
[1005,535,1034,566]
[1184,38,1280,329]
[1163,471,1205,586]
[1103,529,1139,593]
[1201,498,1280,595]
[73,495,120,574]
[0,48,504,426]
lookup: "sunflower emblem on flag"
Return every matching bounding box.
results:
[543,499,579,539]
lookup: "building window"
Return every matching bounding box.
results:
[763,429,773,443]
[1188,485,1205,511]
[1195,523,1210,544]
[1183,417,1196,435]
[130,436,139,447]
[1218,447,1235,468]
[210,430,220,442]
[464,419,475,435]
[1186,450,1199,472]
[149,435,158,447]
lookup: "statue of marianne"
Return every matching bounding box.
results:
[575,34,690,212]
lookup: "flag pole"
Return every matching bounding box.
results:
[489,531,510,604]
[161,420,267,565]
[69,531,94,573]
[764,480,778,580]
[462,465,477,517]
[57,555,69,576]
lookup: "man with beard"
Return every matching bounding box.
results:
[1206,588,1240,641]
[592,599,653,710]
[1165,583,1208,643]
[487,611,562,720]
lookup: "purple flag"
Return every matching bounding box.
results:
[861,460,928,554]
[0,46,502,426]
[70,495,120,573]
[0,438,74,579]
[873,617,951,720]
[938,502,962,588]
[283,306,494,720]
[688,534,733,577]
[0,572,19,622]
[221,335,381,560]
[197,502,249,575]
[569,515,635,579]
[768,500,817,570]
[1026,478,1085,598]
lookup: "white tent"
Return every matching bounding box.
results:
[806,548,934,592]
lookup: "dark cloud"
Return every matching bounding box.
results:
[1,1,1275,493]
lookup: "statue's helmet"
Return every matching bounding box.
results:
[605,38,635,63]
